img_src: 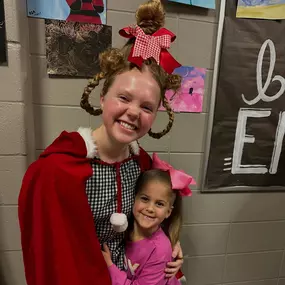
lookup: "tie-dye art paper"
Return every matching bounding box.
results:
[159,66,206,113]
[27,0,107,24]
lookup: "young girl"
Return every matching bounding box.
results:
[102,153,195,284]
[18,1,184,285]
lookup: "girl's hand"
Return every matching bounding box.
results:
[101,243,113,267]
[165,241,183,278]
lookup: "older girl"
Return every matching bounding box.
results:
[18,1,183,285]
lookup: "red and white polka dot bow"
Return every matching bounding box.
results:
[119,25,181,74]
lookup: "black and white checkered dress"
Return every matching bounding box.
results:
[86,156,141,269]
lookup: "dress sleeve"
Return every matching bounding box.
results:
[108,250,180,285]
[18,156,112,285]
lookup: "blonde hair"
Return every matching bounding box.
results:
[133,169,182,247]
[80,0,182,139]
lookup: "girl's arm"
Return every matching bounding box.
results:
[102,244,180,285]
[109,261,173,285]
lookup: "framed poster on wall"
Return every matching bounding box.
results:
[203,0,285,192]
[0,0,7,63]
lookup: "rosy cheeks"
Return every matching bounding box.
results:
[99,69,160,145]
[117,104,156,139]
[101,97,155,144]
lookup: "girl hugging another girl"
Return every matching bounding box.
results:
[102,153,195,284]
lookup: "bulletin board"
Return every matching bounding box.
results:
[202,0,285,192]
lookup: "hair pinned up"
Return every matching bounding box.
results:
[136,0,165,34]
[99,48,126,77]
[80,0,182,139]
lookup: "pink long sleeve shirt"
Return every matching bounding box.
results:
[108,228,181,285]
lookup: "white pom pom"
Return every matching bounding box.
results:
[110,213,128,232]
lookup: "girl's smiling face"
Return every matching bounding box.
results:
[133,179,173,236]
[100,68,161,145]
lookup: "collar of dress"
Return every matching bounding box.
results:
[77,127,140,159]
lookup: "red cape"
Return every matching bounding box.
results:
[18,130,151,285]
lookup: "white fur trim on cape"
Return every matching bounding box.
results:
[77,127,97,159]
[77,127,140,158]
[129,140,140,155]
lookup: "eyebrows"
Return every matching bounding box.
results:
[117,88,158,106]
[139,193,168,204]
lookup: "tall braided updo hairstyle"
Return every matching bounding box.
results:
[80,0,182,139]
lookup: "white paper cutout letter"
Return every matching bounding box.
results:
[232,108,271,174]
[242,39,285,106]
[270,111,285,174]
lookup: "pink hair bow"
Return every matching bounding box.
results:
[152,153,196,196]
[119,25,181,74]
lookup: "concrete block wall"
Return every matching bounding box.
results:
[1,0,285,285]
[1,0,34,283]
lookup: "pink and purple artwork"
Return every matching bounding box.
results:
[160,66,206,113]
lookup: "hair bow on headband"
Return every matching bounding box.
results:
[152,153,195,196]
[119,25,181,74]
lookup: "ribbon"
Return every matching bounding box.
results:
[152,153,196,196]
[119,25,181,74]
[127,26,171,64]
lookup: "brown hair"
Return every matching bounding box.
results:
[131,169,183,247]
[80,0,182,139]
